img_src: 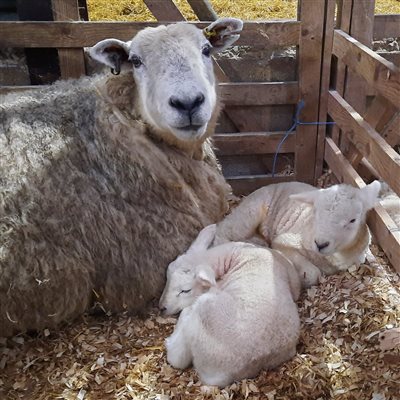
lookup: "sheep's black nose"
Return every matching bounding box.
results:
[159,306,167,314]
[315,240,330,251]
[169,93,205,114]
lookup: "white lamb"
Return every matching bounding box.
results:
[214,181,382,287]
[159,225,301,388]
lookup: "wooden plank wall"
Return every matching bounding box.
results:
[321,0,400,271]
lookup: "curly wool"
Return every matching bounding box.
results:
[0,72,230,337]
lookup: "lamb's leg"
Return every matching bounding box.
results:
[214,189,269,245]
[279,248,322,289]
[165,309,192,369]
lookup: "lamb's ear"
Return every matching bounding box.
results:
[187,224,217,254]
[289,190,319,205]
[203,18,243,53]
[89,39,130,75]
[195,265,216,288]
[361,180,381,210]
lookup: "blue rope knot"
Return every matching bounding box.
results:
[271,100,336,177]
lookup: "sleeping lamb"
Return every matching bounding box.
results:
[159,225,301,387]
[0,18,243,337]
[214,181,382,287]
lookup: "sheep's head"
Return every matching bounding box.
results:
[290,181,381,255]
[90,18,243,145]
[159,225,217,316]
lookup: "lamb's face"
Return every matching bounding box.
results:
[290,181,381,256]
[311,188,365,254]
[90,18,243,144]
[159,259,215,316]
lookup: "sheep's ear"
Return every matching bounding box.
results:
[195,265,216,288]
[89,39,130,74]
[203,18,243,53]
[289,190,319,205]
[187,224,217,254]
[361,180,381,210]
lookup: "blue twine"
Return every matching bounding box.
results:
[271,100,336,177]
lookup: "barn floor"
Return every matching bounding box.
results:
[0,244,399,400]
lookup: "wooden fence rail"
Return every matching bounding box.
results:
[0,21,301,48]
[323,18,400,271]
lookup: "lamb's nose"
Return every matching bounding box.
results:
[159,306,167,314]
[315,240,330,251]
[169,93,205,113]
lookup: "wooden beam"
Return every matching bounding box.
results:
[0,21,301,48]
[227,174,294,196]
[373,14,400,40]
[332,29,400,109]
[315,0,336,180]
[52,0,86,79]
[328,90,400,196]
[220,82,299,106]
[346,95,397,167]
[324,137,400,271]
[331,0,353,145]
[295,0,326,183]
[382,112,400,147]
[142,0,184,21]
[343,0,374,117]
[214,132,295,156]
[186,0,217,21]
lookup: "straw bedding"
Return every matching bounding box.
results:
[1,241,399,400]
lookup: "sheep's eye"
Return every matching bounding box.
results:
[202,45,211,57]
[130,55,143,68]
[349,219,356,223]
[179,289,191,295]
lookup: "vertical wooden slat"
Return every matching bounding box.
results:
[186,0,217,21]
[340,0,375,154]
[143,0,184,21]
[295,0,326,183]
[331,0,353,144]
[52,0,86,79]
[315,0,336,180]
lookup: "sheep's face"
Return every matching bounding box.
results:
[290,181,381,255]
[159,224,217,315]
[90,18,243,144]
[159,261,216,316]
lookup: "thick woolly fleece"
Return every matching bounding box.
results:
[0,72,230,337]
[165,243,301,387]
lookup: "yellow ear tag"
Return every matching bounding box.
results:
[203,28,217,39]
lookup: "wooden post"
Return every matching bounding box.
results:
[186,0,217,21]
[339,0,375,154]
[295,0,326,183]
[52,0,86,79]
[331,0,353,145]
[315,0,336,181]
[142,0,184,21]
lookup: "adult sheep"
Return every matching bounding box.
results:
[214,181,381,287]
[0,18,243,337]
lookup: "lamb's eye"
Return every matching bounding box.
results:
[349,219,356,223]
[202,45,211,57]
[130,55,143,68]
[179,289,191,295]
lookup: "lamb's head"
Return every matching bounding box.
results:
[290,181,381,255]
[90,18,243,145]
[159,224,217,316]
